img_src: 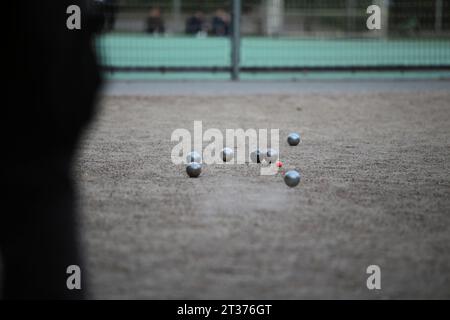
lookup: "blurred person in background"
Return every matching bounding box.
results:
[146,7,165,34]
[3,0,101,299]
[185,10,206,35]
[103,0,117,31]
[91,0,117,32]
[211,8,230,36]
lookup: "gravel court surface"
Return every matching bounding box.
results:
[103,79,450,96]
[75,82,450,299]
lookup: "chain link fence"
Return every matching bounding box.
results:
[95,0,450,79]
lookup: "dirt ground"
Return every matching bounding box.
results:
[75,83,450,299]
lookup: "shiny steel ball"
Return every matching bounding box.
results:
[284,170,301,187]
[287,133,301,146]
[250,149,263,163]
[186,151,201,164]
[266,148,278,163]
[186,162,202,178]
[221,147,234,162]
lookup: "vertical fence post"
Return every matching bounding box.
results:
[172,0,182,33]
[231,0,241,81]
[375,0,389,38]
[435,0,443,33]
[346,0,355,33]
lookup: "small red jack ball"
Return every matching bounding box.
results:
[276,161,283,168]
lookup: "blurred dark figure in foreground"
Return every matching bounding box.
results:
[146,7,165,34]
[3,0,101,299]
[211,9,230,36]
[185,11,205,35]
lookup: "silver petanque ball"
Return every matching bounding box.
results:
[284,170,301,187]
[221,147,234,162]
[186,162,202,178]
[287,133,301,146]
[266,148,278,163]
[186,151,201,164]
[250,149,263,163]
